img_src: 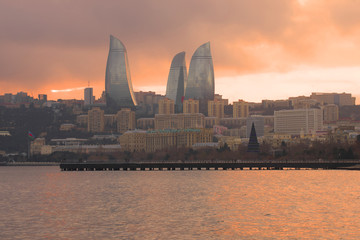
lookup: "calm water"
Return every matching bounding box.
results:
[0,167,360,239]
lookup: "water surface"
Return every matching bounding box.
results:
[0,167,359,239]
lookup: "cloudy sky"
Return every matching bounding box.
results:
[1,0,360,102]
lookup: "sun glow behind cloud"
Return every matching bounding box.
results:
[216,66,360,103]
[51,87,88,93]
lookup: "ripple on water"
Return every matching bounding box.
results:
[0,167,360,239]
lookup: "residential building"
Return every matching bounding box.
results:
[158,98,175,115]
[323,104,339,122]
[88,107,105,132]
[208,99,225,118]
[116,108,135,133]
[183,99,199,114]
[233,100,249,118]
[155,113,205,130]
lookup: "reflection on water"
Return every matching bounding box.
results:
[0,167,360,239]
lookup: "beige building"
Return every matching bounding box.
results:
[219,118,246,129]
[205,117,219,128]
[208,99,225,118]
[30,138,46,156]
[218,136,242,151]
[137,118,155,130]
[59,123,76,131]
[119,128,213,152]
[310,92,355,106]
[118,130,147,152]
[88,107,105,132]
[262,99,291,108]
[323,104,339,123]
[292,99,319,109]
[158,98,175,114]
[155,113,205,130]
[233,100,249,118]
[274,108,323,135]
[183,99,199,114]
[116,108,135,133]
[214,94,229,105]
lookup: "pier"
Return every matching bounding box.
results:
[60,160,360,171]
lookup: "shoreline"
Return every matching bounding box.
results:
[0,162,60,166]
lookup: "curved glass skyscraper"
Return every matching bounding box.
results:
[184,42,214,101]
[165,51,187,112]
[105,35,137,108]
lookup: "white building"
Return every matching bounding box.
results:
[274,108,323,135]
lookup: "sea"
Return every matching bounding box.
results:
[0,166,359,239]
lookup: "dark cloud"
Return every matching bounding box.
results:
[1,0,360,98]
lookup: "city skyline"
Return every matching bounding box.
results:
[1,0,360,103]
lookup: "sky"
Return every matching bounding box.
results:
[1,0,360,103]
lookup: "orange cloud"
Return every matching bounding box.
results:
[1,0,360,101]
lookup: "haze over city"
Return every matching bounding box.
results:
[1,0,360,102]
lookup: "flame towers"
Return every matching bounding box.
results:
[105,35,137,109]
[185,42,214,114]
[165,51,187,112]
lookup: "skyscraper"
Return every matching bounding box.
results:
[165,51,187,112]
[185,42,215,115]
[105,35,137,109]
[84,87,93,106]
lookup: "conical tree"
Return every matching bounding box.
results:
[247,122,260,152]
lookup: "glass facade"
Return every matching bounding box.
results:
[165,51,187,112]
[184,42,214,101]
[105,35,137,108]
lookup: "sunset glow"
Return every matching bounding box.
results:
[1,0,360,102]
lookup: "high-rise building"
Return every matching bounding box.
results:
[233,100,249,118]
[185,42,214,115]
[134,91,165,116]
[88,107,105,132]
[183,99,199,114]
[158,98,175,115]
[274,108,323,135]
[3,93,13,103]
[165,51,187,112]
[246,116,265,138]
[84,88,94,106]
[105,35,137,108]
[208,99,225,118]
[38,94,47,102]
[323,104,339,122]
[116,108,135,133]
